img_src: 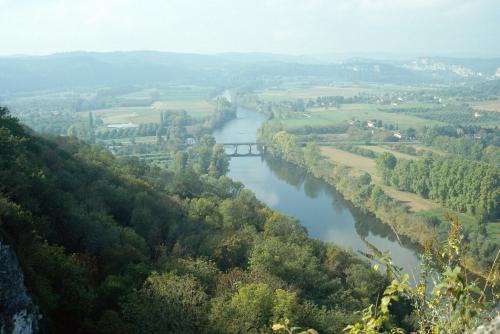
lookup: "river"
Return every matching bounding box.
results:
[213,107,421,277]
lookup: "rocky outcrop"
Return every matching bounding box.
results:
[0,243,39,334]
[471,316,500,334]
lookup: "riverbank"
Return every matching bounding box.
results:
[257,121,497,279]
[319,146,441,212]
[214,107,422,275]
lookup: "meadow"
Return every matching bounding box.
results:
[471,99,500,112]
[320,145,496,235]
[100,135,157,145]
[256,84,500,129]
[281,103,444,130]
[256,83,423,101]
[118,85,214,101]
[91,85,216,126]
[417,208,500,243]
[357,145,417,160]
[320,146,442,212]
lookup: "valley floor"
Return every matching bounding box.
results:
[320,146,440,212]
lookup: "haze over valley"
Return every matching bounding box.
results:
[1,1,499,334]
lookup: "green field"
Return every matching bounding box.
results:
[11,89,94,101]
[256,85,500,129]
[92,107,159,125]
[118,85,213,101]
[152,99,214,117]
[470,99,500,112]
[417,208,499,242]
[256,84,423,101]
[89,85,216,125]
[320,146,440,212]
[358,145,417,160]
[99,136,157,145]
[281,104,444,130]
[410,144,448,157]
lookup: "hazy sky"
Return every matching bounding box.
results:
[1,0,499,56]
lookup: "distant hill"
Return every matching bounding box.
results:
[403,57,500,79]
[0,51,231,93]
[1,51,499,94]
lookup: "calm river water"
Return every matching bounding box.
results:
[213,107,420,277]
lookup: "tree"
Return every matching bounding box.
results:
[346,215,499,334]
[249,236,322,290]
[303,142,321,168]
[370,186,389,209]
[272,289,300,325]
[122,273,208,334]
[209,144,229,177]
[155,129,162,145]
[272,131,304,165]
[192,135,217,174]
[67,123,95,143]
[210,283,274,333]
[88,112,94,128]
[375,153,397,184]
[219,189,265,230]
[173,151,188,174]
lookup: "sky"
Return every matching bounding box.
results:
[1,0,499,57]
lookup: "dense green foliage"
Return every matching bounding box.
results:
[347,215,498,334]
[417,125,500,164]
[443,79,500,101]
[375,153,499,221]
[335,144,379,158]
[96,123,160,140]
[1,107,402,333]
[3,52,500,333]
[258,120,499,272]
[252,95,375,116]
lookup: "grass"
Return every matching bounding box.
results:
[99,136,157,145]
[320,146,440,212]
[92,107,157,125]
[257,84,424,101]
[470,99,500,113]
[409,144,447,157]
[382,187,441,212]
[258,86,375,100]
[152,100,214,116]
[417,208,499,242]
[92,99,214,125]
[322,145,498,239]
[379,102,438,110]
[321,146,377,174]
[83,85,217,125]
[281,103,444,130]
[11,89,95,101]
[358,145,417,160]
[118,85,213,101]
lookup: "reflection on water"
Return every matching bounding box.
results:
[214,107,421,277]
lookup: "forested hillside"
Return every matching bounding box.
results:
[1,52,492,95]
[0,107,406,333]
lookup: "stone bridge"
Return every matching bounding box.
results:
[221,142,264,157]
